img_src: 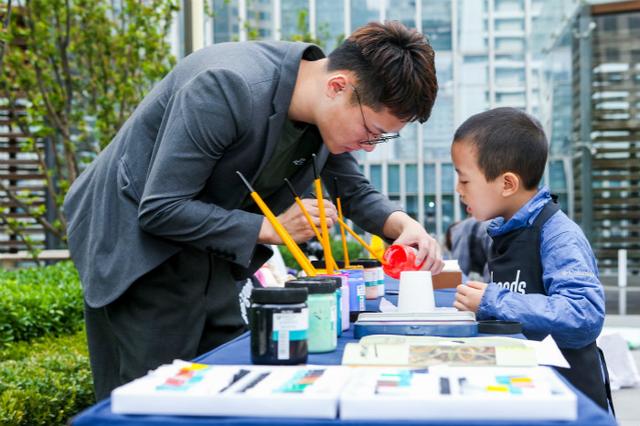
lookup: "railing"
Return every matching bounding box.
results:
[0,249,69,269]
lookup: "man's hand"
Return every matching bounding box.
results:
[258,198,337,244]
[454,281,488,313]
[383,211,444,275]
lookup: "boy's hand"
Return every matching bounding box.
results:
[454,281,488,313]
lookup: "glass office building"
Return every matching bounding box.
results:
[181,0,573,245]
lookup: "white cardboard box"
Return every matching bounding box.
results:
[112,361,576,421]
[339,365,577,421]
[111,361,349,419]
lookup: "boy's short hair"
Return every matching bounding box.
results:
[327,21,437,124]
[453,107,548,190]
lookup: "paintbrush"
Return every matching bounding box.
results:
[284,178,339,271]
[311,154,335,275]
[237,171,316,276]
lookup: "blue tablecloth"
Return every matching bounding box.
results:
[72,288,616,426]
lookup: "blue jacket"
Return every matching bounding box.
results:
[478,187,605,349]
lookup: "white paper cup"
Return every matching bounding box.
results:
[397,270,435,313]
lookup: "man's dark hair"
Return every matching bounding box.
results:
[453,107,548,190]
[327,21,437,123]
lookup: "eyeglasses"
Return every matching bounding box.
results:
[351,85,400,146]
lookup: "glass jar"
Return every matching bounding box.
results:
[304,275,349,334]
[340,267,366,320]
[351,259,384,299]
[285,278,337,353]
[249,287,308,365]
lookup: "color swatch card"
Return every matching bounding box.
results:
[340,365,577,421]
[111,361,350,418]
[342,335,538,367]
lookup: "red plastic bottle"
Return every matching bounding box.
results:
[382,244,426,279]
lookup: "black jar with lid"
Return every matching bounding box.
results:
[249,287,309,365]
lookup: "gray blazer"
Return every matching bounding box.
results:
[64,41,400,308]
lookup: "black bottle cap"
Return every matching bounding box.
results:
[311,260,348,270]
[478,320,523,334]
[311,260,327,268]
[297,275,342,288]
[285,278,337,294]
[350,259,381,268]
[251,287,308,304]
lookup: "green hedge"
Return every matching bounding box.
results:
[279,238,365,271]
[0,330,94,425]
[0,261,84,346]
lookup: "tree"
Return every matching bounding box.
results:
[0,0,178,256]
[287,9,326,47]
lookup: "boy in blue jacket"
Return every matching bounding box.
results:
[452,107,611,411]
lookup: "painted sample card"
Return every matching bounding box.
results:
[342,335,538,367]
[340,365,577,421]
[111,361,349,418]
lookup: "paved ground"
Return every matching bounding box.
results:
[613,352,640,426]
[604,315,640,426]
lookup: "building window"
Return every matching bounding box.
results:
[549,160,568,213]
[406,164,418,193]
[386,0,416,30]
[442,194,455,235]
[393,123,418,160]
[495,0,524,13]
[496,52,524,61]
[442,163,454,193]
[495,37,525,52]
[549,160,566,192]
[495,68,525,86]
[422,0,452,50]
[213,0,240,43]
[351,0,378,32]
[424,164,436,195]
[424,196,437,234]
[496,92,525,105]
[406,164,418,221]
[407,195,418,220]
[388,164,400,194]
[316,0,344,52]
[370,165,382,191]
[602,15,617,32]
[495,18,524,32]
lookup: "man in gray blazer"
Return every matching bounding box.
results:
[64,21,442,400]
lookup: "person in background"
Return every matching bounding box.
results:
[446,217,492,281]
[451,107,611,412]
[64,21,443,400]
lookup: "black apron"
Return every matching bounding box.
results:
[487,201,612,413]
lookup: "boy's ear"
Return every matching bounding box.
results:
[501,172,520,197]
